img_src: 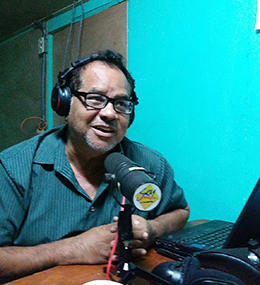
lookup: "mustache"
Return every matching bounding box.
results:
[91,121,118,131]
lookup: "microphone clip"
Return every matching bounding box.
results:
[104,173,116,184]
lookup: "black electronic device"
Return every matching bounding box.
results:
[151,256,245,285]
[195,245,260,285]
[51,50,138,125]
[155,178,260,260]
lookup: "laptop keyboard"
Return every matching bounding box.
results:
[155,222,234,260]
[177,223,234,249]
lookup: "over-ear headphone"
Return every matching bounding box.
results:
[51,52,138,126]
[151,257,245,285]
[51,56,92,117]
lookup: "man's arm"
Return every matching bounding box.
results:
[0,223,117,283]
[149,205,190,238]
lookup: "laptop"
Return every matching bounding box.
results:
[155,178,260,260]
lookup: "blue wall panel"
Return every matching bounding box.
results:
[127,0,260,221]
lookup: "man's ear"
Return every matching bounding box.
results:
[128,109,135,127]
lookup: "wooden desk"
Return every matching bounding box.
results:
[4,221,207,285]
[5,249,173,285]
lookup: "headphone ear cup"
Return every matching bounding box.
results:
[187,268,245,285]
[151,257,201,285]
[51,83,72,116]
[180,256,201,284]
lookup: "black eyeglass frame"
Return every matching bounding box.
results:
[73,90,137,115]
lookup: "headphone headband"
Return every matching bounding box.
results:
[57,55,93,86]
[51,51,137,125]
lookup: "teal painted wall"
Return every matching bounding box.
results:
[3,0,258,222]
[127,0,260,221]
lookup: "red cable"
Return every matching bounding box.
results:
[20,116,47,135]
[106,196,126,280]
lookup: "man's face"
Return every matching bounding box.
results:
[67,60,131,153]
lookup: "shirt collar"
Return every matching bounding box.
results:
[33,125,67,165]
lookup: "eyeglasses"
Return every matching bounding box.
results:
[73,91,135,115]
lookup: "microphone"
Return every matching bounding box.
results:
[104,153,161,211]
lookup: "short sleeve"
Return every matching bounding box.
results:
[0,162,25,245]
[148,157,188,219]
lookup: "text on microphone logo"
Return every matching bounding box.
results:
[134,183,161,211]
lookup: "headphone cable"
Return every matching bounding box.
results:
[76,0,84,60]
[62,1,76,71]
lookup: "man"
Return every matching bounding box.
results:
[0,50,189,282]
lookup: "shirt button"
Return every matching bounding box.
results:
[90,206,95,212]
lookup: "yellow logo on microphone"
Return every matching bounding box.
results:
[135,184,160,210]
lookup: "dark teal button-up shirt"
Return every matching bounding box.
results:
[0,125,187,246]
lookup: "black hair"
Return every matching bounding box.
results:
[69,49,138,105]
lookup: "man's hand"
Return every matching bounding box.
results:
[0,222,118,282]
[130,214,154,256]
[57,222,118,265]
[112,214,155,258]
[112,206,190,259]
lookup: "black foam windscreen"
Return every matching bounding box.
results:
[104,153,161,211]
[104,152,155,193]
